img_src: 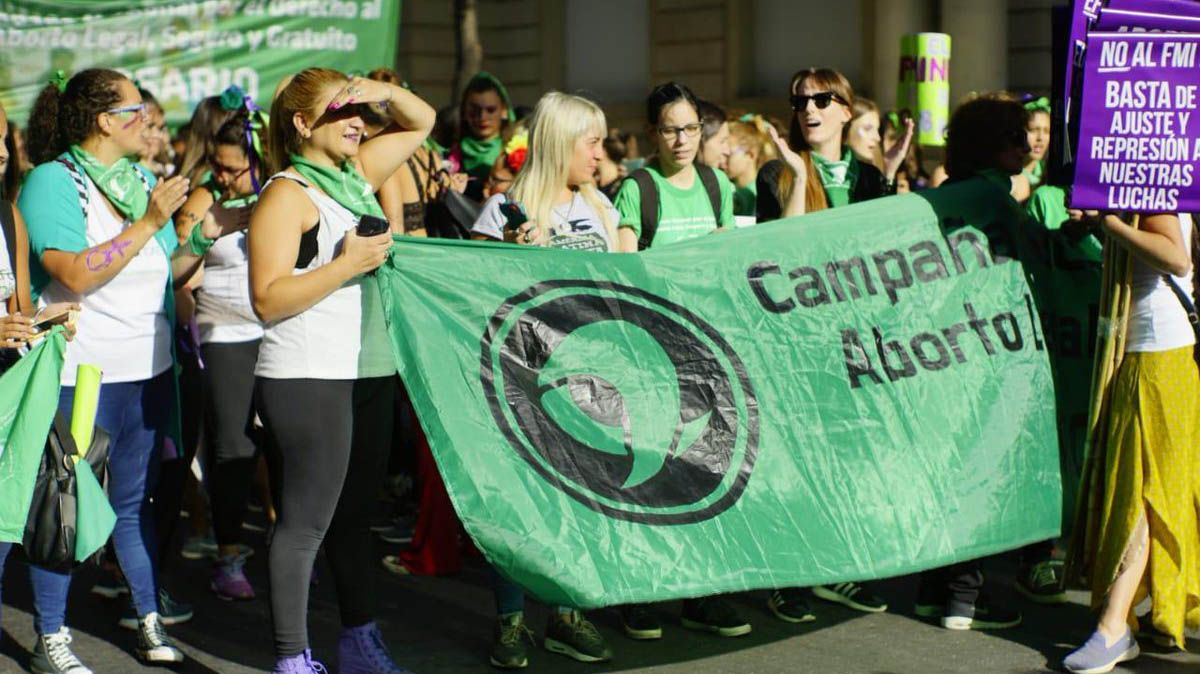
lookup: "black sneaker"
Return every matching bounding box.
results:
[767,589,816,623]
[812,582,888,613]
[489,613,535,669]
[135,612,185,664]
[681,597,752,637]
[619,604,663,640]
[119,588,194,630]
[543,611,612,663]
[942,596,1022,630]
[30,627,93,674]
[1015,560,1067,604]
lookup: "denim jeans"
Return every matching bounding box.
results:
[28,370,173,634]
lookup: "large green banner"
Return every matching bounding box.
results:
[0,0,401,125]
[377,178,1062,609]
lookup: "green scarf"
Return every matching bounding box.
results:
[69,145,149,221]
[1023,159,1044,189]
[811,149,860,209]
[289,155,384,219]
[458,134,503,179]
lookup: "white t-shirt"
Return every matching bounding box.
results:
[0,211,14,315]
[1126,213,1196,353]
[39,177,172,385]
[254,172,396,380]
[471,191,618,253]
[196,200,263,344]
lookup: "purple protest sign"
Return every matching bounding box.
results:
[1097,6,1200,30]
[1108,0,1200,14]
[1073,32,1200,211]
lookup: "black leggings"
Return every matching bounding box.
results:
[256,376,394,658]
[202,340,262,547]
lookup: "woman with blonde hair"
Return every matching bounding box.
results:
[470,91,622,669]
[473,91,624,254]
[725,114,774,219]
[248,66,434,674]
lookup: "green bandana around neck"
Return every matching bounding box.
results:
[811,149,860,209]
[289,155,384,219]
[458,134,503,178]
[203,173,258,209]
[69,145,149,221]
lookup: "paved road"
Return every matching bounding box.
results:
[2,535,1197,674]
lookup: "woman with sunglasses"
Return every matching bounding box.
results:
[19,68,222,671]
[757,67,913,221]
[613,82,735,251]
[756,67,905,625]
[251,67,434,674]
[171,94,269,602]
[449,71,515,202]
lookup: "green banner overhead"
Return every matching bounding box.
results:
[0,0,401,126]
[376,177,1063,609]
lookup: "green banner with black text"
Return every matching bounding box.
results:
[377,178,1062,609]
[0,0,400,126]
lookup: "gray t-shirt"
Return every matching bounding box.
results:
[472,191,618,252]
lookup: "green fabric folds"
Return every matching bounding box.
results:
[375,177,1062,608]
[69,145,148,221]
[0,332,67,542]
[290,155,384,219]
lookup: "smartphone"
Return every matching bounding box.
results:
[356,214,391,237]
[499,201,528,231]
[30,307,72,334]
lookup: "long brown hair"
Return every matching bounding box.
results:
[268,67,349,174]
[26,68,127,167]
[775,68,854,214]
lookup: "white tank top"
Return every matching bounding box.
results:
[195,199,263,344]
[40,176,172,385]
[254,172,396,380]
[1126,213,1196,353]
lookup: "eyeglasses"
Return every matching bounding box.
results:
[789,92,847,111]
[656,123,703,141]
[105,102,147,119]
[211,160,251,180]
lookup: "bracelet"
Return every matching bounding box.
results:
[187,222,216,257]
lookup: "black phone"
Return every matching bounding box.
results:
[356,214,390,237]
[499,201,528,230]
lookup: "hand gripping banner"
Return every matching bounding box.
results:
[376,177,1062,609]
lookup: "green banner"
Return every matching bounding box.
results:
[0,331,66,543]
[0,0,401,125]
[377,178,1062,609]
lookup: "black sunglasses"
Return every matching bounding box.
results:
[790,92,847,112]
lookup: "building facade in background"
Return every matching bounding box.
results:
[398,0,1058,131]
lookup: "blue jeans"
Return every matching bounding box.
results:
[29,371,172,634]
[491,566,571,617]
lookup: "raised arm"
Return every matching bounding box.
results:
[324,77,435,190]
[40,176,188,295]
[1103,212,1191,277]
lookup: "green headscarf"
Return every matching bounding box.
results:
[289,155,384,219]
[68,145,149,221]
[457,71,516,178]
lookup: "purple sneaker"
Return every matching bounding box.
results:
[273,649,328,674]
[338,622,414,674]
[1063,628,1140,674]
[211,554,255,601]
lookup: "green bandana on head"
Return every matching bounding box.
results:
[289,154,384,219]
[69,145,149,221]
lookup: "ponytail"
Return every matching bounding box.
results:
[26,68,126,167]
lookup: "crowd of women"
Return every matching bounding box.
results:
[0,56,1194,674]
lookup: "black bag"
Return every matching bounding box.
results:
[23,412,111,572]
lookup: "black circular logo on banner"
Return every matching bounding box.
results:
[480,281,758,525]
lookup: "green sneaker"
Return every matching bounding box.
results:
[543,611,612,663]
[489,613,535,669]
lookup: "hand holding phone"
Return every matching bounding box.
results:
[356,214,391,237]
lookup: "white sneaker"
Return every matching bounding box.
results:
[135,612,185,664]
